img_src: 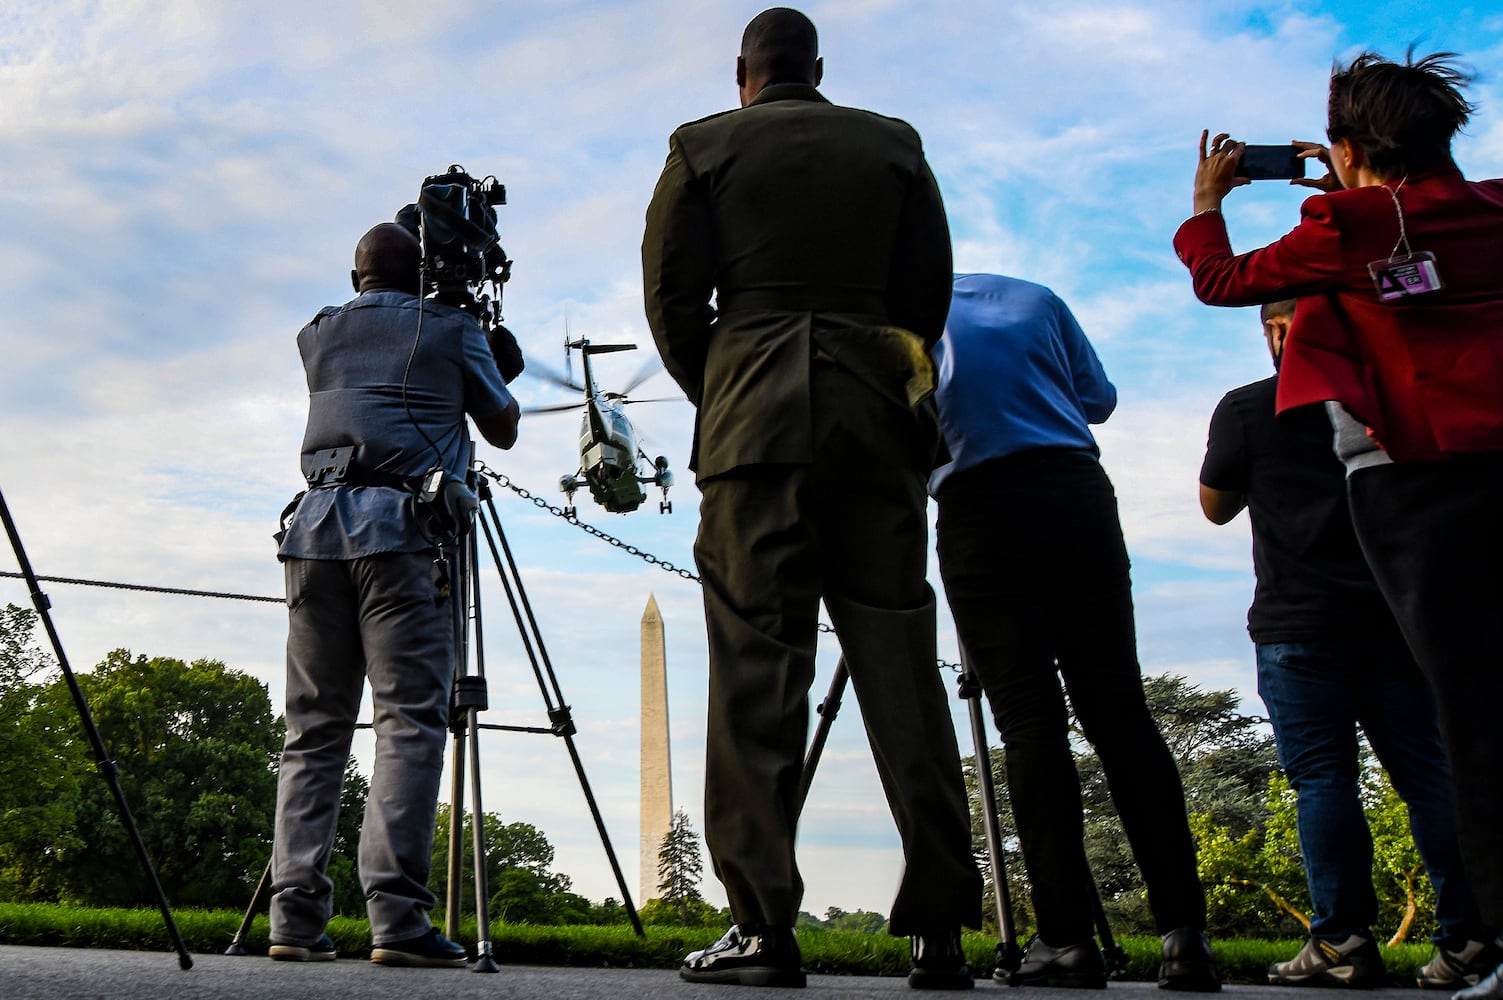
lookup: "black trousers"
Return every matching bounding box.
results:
[936,448,1205,943]
[694,363,982,935]
[1347,453,1503,929]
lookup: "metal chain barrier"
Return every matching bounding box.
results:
[475,463,964,671]
[0,469,975,674]
[474,462,700,580]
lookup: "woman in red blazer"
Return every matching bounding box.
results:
[1175,51,1503,1000]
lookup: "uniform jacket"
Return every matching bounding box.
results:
[642,83,952,480]
[1174,164,1503,463]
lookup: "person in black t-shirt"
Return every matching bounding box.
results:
[1200,300,1497,990]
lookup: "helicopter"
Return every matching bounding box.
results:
[523,337,677,517]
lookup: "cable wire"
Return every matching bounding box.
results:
[0,570,284,604]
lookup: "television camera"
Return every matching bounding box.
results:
[396,165,523,382]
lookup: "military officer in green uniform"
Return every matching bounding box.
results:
[641,7,982,991]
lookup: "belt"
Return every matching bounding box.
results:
[715,289,887,315]
[303,446,417,491]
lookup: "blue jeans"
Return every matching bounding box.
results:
[1256,640,1486,945]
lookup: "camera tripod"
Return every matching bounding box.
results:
[797,646,1126,977]
[227,465,643,968]
[0,486,194,970]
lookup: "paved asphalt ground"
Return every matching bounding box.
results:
[0,946,1439,1000]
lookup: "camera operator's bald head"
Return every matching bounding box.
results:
[352,222,422,295]
[737,7,822,106]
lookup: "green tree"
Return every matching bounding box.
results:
[963,673,1278,936]
[638,894,724,927]
[430,806,576,924]
[656,809,708,925]
[20,649,283,908]
[1193,771,1309,937]
[0,603,52,685]
[1365,765,1433,945]
[1144,675,1279,833]
[823,906,888,934]
[0,604,79,902]
[1192,753,1438,943]
[1079,675,1278,931]
[795,910,827,932]
[961,745,1033,936]
[586,896,635,926]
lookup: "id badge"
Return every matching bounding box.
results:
[1368,251,1444,301]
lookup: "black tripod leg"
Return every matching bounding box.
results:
[956,651,1023,975]
[224,857,273,955]
[444,729,467,942]
[464,705,498,971]
[1095,890,1127,977]
[560,730,645,938]
[444,546,470,946]
[0,488,193,969]
[474,488,646,938]
[457,531,498,972]
[797,656,850,813]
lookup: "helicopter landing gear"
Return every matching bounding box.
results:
[653,456,673,515]
[559,474,581,520]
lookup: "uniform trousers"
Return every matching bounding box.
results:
[693,362,982,936]
[270,550,453,946]
[1347,452,1503,929]
[935,448,1205,944]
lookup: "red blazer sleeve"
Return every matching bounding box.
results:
[1174,197,1353,306]
[1173,197,1372,434]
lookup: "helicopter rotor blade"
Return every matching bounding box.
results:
[612,395,683,405]
[621,357,664,396]
[521,401,589,415]
[520,354,587,392]
[580,343,637,356]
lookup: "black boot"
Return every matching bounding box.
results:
[680,924,806,988]
[1159,927,1220,992]
[1006,935,1106,989]
[909,928,974,990]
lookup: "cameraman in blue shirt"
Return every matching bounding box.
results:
[269,223,518,968]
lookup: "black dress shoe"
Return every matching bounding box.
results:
[680,924,806,988]
[1159,927,1220,992]
[1456,963,1503,1000]
[908,928,974,990]
[1005,936,1106,988]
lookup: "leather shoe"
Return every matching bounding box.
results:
[1456,963,1503,1000]
[680,924,806,988]
[1159,927,1220,992]
[1005,935,1106,988]
[908,928,974,990]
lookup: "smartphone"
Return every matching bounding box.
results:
[1236,144,1306,180]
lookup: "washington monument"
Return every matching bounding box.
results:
[640,594,673,903]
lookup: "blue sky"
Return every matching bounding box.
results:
[2,1,1500,918]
